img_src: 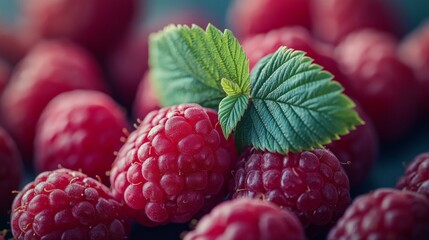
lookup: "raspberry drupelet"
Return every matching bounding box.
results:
[11,168,130,240]
[110,104,237,226]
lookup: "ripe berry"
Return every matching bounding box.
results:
[34,90,129,185]
[397,153,429,199]
[326,105,379,187]
[311,0,402,44]
[133,72,160,121]
[228,0,311,38]
[110,104,237,226]
[232,148,351,236]
[11,168,129,240]
[399,19,429,113]
[328,188,429,240]
[0,127,23,217]
[0,40,107,160]
[242,26,355,98]
[21,0,138,55]
[184,198,305,240]
[335,29,419,142]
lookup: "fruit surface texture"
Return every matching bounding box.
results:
[110,104,237,226]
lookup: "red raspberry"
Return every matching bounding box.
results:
[335,29,419,142]
[21,0,138,55]
[34,90,129,185]
[0,127,23,217]
[326,105,379,187]
[0,40,107,161]
[311,0,403,44]
[110,104,237,226]
[328,188,429,239]
[399,19,429,113]
[242,26,355,98]
[184,198,305,240]
[232,148,351,236]
[397,153,429,199]
[228,0,311,39]
[11,168,130,240]
[133,72,160,121]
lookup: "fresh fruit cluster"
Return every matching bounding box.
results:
[0,0,429,239]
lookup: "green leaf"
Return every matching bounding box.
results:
[218,94,249,138]
[221,78,242,96]
[149,24,250,109]
[235,47,363,154]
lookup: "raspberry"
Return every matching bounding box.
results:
[328,188,429,239]
[399,19,429,113]
[326,105,379,187]
[0,40,107,161]
[335,29,419,142]
[133,72,160,121]
[397,153,429,199]
[311,0,403,44]
[110,104,237,226]
[184,198,305,240]
[0,127,23,217]
[34,90,129,185]
[242,26,355,98]
[11,168,130,239]
[228,0,311,39]
[232,148,351,237]
[21,0,137,55]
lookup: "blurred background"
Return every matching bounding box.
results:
[1,0,429,30]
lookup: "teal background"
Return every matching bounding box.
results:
[0,0,428,31]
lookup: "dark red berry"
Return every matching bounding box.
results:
[0,127,23,217]
[185,198,305,240]
[242,26,355,98]
[0,40,108,160]
[21,0,138,55]
[328,188,429,240]
[228,0,311,39]
[326,104,379,187]
[232,148,351,236]
[34,90,129,185]
[397,153,429,199]
[133,72,160,121]
[335,29,419,142]
[399,19,429,113]
[312,0,403,44]
[11,168,130,240]
[110,104,237,226]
